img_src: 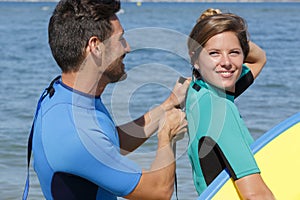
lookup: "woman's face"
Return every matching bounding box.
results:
[195,31,244,92]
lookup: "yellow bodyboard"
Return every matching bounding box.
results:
[198,112,300,200]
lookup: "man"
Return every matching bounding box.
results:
[24,0,190,199]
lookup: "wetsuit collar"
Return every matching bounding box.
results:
[193,78,235,102]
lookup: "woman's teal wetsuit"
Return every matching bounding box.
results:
[186,65,260,195]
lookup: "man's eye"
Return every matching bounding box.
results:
[119,36,125,42]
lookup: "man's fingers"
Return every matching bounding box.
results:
[178,76,191,85]
[178,76,187,84]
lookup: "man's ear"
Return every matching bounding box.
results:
[88,36,102,56]
[86,36,104,67]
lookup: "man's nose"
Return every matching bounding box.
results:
[123,39,131,53]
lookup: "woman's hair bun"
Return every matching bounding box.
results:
[197,8,222,22]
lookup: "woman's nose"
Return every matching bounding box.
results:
[220,54,231,68]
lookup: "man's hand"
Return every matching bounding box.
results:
[125,109,187,200]
[162,76,191,111]
[157,108,187,144]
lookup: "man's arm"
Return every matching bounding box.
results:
[117,77,191,155]
[124,108,187,200]
[244,41,267,79]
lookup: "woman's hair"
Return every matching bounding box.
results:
[48,0,120,73]
[188,8,250,67]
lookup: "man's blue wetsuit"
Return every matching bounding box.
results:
[32,78,142,199]
[186,65,260,195]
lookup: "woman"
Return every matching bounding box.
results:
[185,9,275,199]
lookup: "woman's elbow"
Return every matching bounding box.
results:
[242,190,275,200]
[261,50,267,66]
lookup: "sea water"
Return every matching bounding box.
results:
[0,2,299,199]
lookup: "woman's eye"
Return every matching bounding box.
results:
[209,51,219,56]
[230,50,241,56]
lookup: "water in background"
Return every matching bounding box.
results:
[0,2,299,199]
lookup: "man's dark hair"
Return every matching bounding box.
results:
[48,0,120,72]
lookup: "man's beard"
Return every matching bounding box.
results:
[108,71,127,83]
[103,60,127,83]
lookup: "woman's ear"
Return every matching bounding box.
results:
[189,51,195,58]
[189,51,196,63]
[190,50,201,67]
